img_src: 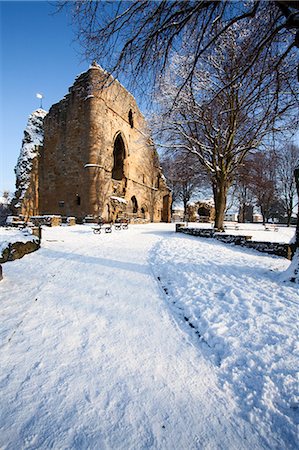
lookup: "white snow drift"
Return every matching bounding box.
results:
[0,223,297,449]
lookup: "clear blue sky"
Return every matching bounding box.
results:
[0,1,87,193]
[1,1,298,195]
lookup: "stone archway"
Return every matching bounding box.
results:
[198,206,210,217]
[104,203,110,222]
[112,133,126,181]
[131,196,138,214]
[161,195,170,222]
[140,204,150,220]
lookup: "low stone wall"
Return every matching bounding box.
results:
[67,217,76,226]
[0,238,40,263]
[244,241,292,259]
[130,218,150,224]
[177,226,214,238]
[30,215,62,227]
[177,226,292,259]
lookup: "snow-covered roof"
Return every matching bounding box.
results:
[172,207,184,212]
[198,198,214,206]
[110,196,128,204]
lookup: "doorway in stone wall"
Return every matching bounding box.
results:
[131,196,138,214]
[105,204,110,222]
[112,134,125,180]
[161,195,170,222]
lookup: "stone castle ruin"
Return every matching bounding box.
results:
[14,63,171,223]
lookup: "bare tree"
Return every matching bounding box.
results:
[161,152,207,219]
[247,151,279,224]
[276,143,299,226]
[61,1,299,93]
[233,161,255,223]
[152,22,298,230]
[0,191,13,226]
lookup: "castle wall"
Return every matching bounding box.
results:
[21,156,40,219]
[39,65,171,222]
[39,71,94,218]
[14,109,46,220]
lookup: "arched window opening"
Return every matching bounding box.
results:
[198,206,209,217]
[76,194,81,205]
[105,204,110,222]
[112,134,125,180]
[131,196,138,214]
[128,109,134,128]
[162,195,170,222]
[141,205,149,219]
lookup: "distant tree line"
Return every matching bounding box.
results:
[0,191,13,226]
[235,144,299,226]
[161,143,299,226]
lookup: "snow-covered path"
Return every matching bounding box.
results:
[0,224,296,449]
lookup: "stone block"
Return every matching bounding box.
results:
[0,239,40,263]
[67,217,76,226]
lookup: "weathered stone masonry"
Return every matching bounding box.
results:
[38,63,171,222]
[176,225,293,259]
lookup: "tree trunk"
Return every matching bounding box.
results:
[183,199,188,222]
[295,166,299,249]
[213,179,228,231]
[283,166,299,283]
[260,207,266,226]
[286,197,293,227]
[286,211,291,227]
[238,203,245,223]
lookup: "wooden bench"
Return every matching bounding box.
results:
[93,219,128,234]
[114,219,129,230]
[264,224,278,232]
[92,222,112,234]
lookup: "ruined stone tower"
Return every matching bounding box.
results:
[37,63,171,222]
[14,109,47,219]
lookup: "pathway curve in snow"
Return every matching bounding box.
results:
[150,231,298,449]
[0,224,293,449]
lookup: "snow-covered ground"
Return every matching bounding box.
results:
[0,224,298,449]
[185,221,296,243]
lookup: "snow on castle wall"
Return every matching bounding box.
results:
[35,63,171,222]
[14,109,47,219]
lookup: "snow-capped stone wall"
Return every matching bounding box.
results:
[14,109,47,219]
[177,226,293,259]
[39,65,171,222]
